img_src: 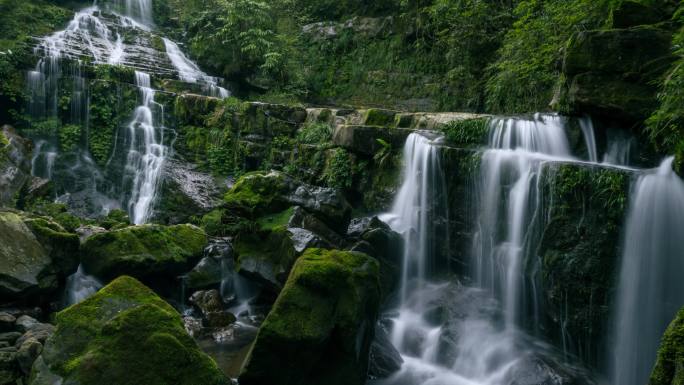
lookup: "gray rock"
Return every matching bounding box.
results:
[14,316,38,334]
[75,225,107,243]
[15,323,54,347]
[26,356,63,385]
[16,338,42,374]
[0,314,15,332]
[189,290,236,328]
[0,126,31,208]
[0,333,20,346]
[0,350,18,384]
[157,159,223,224]
[368,323,403,379]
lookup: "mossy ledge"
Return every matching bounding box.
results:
[650,307,684,385]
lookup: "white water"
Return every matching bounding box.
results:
[31,141,58,180]
[377,116,599,385]
[123,71,167,224]
[163,38,230,98]
[610,157,684,385]
[64,264,102,306]
[579,116,598,163]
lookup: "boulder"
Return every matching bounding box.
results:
[0,210,79,301]
[0,314,14,333]
[33,276,229,385]
[225,171,352,231]
[185,239,234,290]
[156,159,224,224]
[649,307,684,385]
[332,125,410,156]
[189,290,236,328]
[81,224,207,281]
[239,248,381,385]
[368,323,403,379]
[0,126,31,208]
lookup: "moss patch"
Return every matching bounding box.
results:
[650,307,684,385]
[240,248,380,385]
[43,276,228,385]
[81,224,207,281]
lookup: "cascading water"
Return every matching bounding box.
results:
[123,71,166,224]
[376,115,597,385]
[64,264,103,307]
[163,38,231,98]
[610,157,684,385]
[26,0,229,222]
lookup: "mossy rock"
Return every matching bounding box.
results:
[0,210,79,301]
[239,248,380,385]
[35,276,229,385]
[81,224,207,281]
[650,307,684,385]
[363,109,397,127]
[224,171,289,217]
[441,118,490,147]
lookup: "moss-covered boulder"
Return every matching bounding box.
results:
[32,276,229,385]
[81,224,207,281]
[239,248,381,385]
[650,307,684,385]
[0,210,79,301]
[224,171,352,232]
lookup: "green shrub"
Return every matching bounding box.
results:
[296,123,333,144]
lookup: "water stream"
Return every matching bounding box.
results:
[610,157,684,385]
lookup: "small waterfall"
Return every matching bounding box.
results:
[610,157,684,385]
[163,38,230,98]
[123,71,167,224]
[379,132,448,305]
[64,264,102,306]
[579,116,598,163]
[474,114,572,330]
[31,141,58,179]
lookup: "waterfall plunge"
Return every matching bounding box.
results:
[123,71,167,224]
[611,157,684,385]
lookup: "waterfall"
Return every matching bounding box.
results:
[64,264,102,306]
[379,132,448,305]
[123,71,167,224]
[610,157,684,385]
[473,114,572,330]
[163,38,230,98]
[579,116,598,163]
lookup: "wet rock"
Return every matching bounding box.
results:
[0,210,79,301]
[186,257,222,290]
[81,224,207,281]
[288,206,341,247]
[333,124,411,156]
[16,337,41,374]
[157,159,223,224]
[0,350,18,385]
[14,316,37,333]
[75,225,107,242]
[183,315,203,338]
[0,126,31,208]
[0,334,20,346]
[0,314,14,332]
[240,248,381,385]
[15,323,54,346]
[37,276,229,385]
[505,355,593,385]
[650,307,684,385]
[190,290,236,328]
[286,184,351,233]
[368,323,403,379]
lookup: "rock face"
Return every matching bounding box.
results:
[156,159,224,224]
[32,276,229,385]
[538,163,631,365]
[650,307,684,385]
[562,26,674,122]
[239,248,381,385]
[81,224,207,281]
[0,310,55,385]
[0,126,31,208]
[0,210,79,301]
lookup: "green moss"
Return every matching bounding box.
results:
[363,109,397,127]
[441,118,490,147]
[650,307,684,385]
[47,276,228,385]
[256,207,294,231]
[322,148,354,189]
[296,122,333,145]
[59,124,82,152]
[81,224,207,280]
[240,248,380,385]
[223,171,288,216]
